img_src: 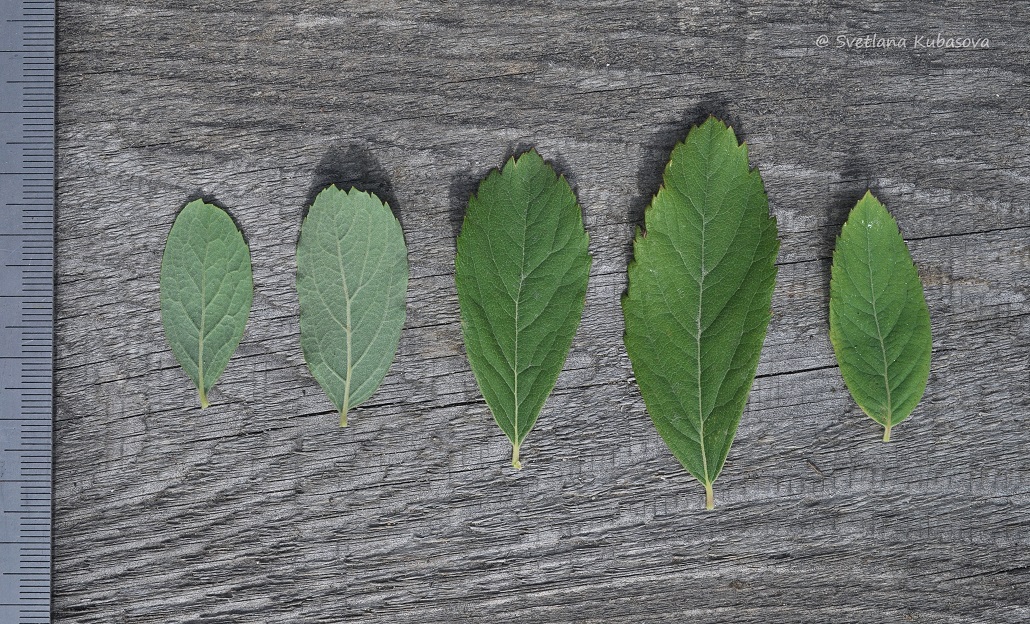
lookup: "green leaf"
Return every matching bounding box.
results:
[297,186,409,426]
[455,150,592,468]
[829,191,931,442]
[160,199,253,408]
[622,117,779,509]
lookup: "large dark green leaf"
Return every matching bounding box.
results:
[297,186,409,426]
[829,191,932,441]
[623,117,779,509]
[455,150,592,468]
[160,199,253,408]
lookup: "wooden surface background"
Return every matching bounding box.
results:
[54,1,1029,622]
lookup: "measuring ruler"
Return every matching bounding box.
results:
[0,0,55,622]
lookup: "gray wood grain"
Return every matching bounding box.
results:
[53,1,1029,622]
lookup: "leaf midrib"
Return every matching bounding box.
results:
[692,144,728,489]
[336,237,353,416]
[512,181,532,447]
[864,227,894,428]
[695,193,711,489]
[197,241,208,404]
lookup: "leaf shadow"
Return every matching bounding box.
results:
[181,191,251,247]
[820,157,881,308]
[828,156,879,245]
[446,142,581,244]
[303,144,404,229]
[447,169,480,245]
[625,97,745,264]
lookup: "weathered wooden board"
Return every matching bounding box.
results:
[53,1,1029,622]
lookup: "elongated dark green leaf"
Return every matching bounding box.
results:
[829,191,931,441]
[160,199,253,408]
[623,117,779,509]
[455,150,591,468]
[297,186,408,426]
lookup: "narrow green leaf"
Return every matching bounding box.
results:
[622,117,779,509]
[829,191,931,442]
[297,186,409,426]
[455,150,592,468]
[160,199,253,408]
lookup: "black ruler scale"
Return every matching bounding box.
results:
[0,1,55,623]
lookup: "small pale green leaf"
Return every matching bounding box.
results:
[829,191,931,442]
[455,150,592,468]
[160,199,253,408]
[622,117,779,509]
[297,186,409,427]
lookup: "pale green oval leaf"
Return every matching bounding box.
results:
[829,191,931,442]
[455,150,592,468]
[160,199,253,408]
[622,117,779,509]
[297,186,409,427]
